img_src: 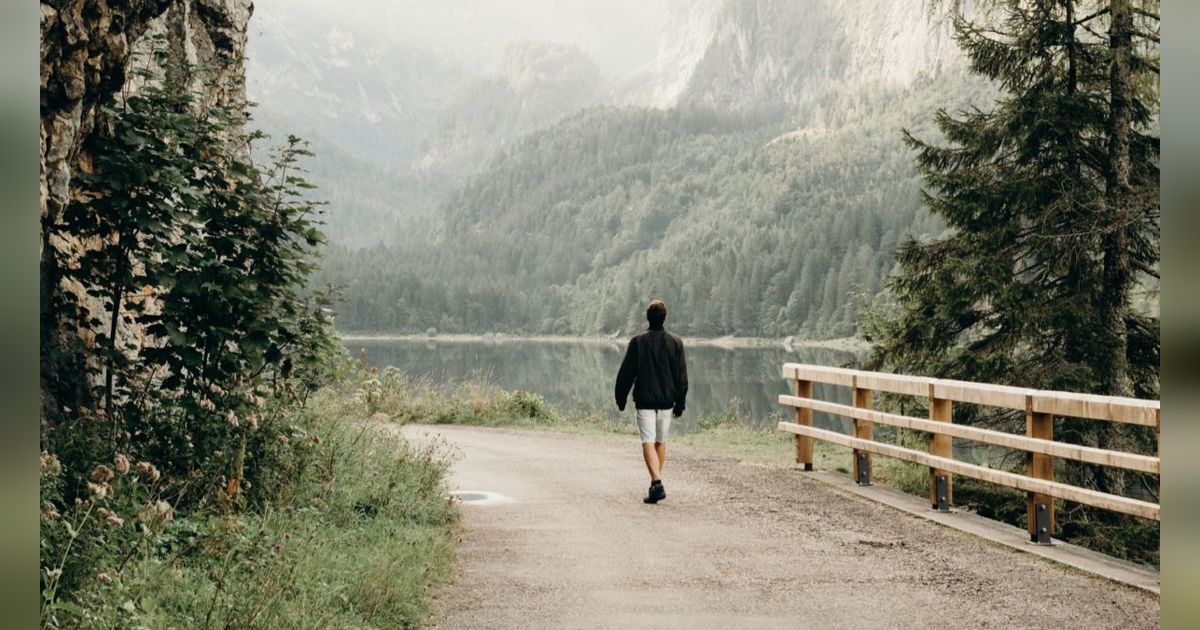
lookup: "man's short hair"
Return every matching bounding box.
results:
[647,299,667,326]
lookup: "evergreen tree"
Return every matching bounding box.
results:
[864,0,1159,502]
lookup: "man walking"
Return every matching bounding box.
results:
[615,299,688,504]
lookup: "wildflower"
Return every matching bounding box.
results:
[135,461,160,483]
[245,391,267,408]
[90,464,114,484]
[277,435,289,447]
[199,398,216,412]
[225,410,239,428]
[45,568,62,581]
[39,452,62,477]
[208,382,226,396]
[246,413,258,430]
[98,507,124,527]
[87,482,110,500]
[42,502,60,520]
[113,454,130,475]
[98,572,112,584]
[155,500,173,521]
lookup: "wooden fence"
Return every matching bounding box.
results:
[776,363,1160,543]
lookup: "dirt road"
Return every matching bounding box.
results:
[401,425,1158,629]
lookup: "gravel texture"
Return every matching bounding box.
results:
[400,425,1159,629]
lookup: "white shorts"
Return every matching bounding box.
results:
[636,409,673,443]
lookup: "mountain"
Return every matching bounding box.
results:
[417,42,606,176]
[648,0,963,110]
[317,0,1000,337]
[246,3,636,247]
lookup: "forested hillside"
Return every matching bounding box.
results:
[319,67,997,337]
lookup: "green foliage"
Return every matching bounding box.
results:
[34,45,435,626]
[354,366,559,427]
[40,382,458,629]
[46,51,337,510]
[863,0,1159,563]
[866,1,1159,398]
[318,68,996,339]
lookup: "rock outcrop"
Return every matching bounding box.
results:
[39,0,253,418]
[650,0,965,111]
[40,0,252,227]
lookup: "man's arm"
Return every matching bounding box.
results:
[614,338,637,411]
[673,340,688,417]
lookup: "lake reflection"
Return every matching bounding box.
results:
[346,337,860,434]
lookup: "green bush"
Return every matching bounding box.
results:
[39,47,458,627]
[500,390,553,422]
[41,380,459,629]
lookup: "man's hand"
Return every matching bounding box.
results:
[672,409,682,419]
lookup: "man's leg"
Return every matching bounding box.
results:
[641,442,662,481]
[655,409,671,474]
[636,410,661,481]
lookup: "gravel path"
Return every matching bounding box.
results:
[400,425,1159,629]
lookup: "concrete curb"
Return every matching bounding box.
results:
[793,467,1161,594]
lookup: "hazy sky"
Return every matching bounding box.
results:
[250,0,671,79]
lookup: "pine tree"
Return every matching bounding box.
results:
[864,0,1159,497]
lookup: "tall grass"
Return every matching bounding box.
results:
[41,373,459,629]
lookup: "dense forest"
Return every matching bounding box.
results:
[318,68,997,338]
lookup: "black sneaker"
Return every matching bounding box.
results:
[643,482,666,504]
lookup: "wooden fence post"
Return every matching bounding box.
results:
[1026,395,1055,543]
[852,377,873,485]
[928,384,953,510]
[795,378,813,470]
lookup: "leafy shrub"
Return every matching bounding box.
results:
[501,390,553,422]
[41,378,459,629]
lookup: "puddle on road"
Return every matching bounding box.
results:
[449,490,514,506]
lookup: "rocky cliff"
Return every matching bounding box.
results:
[40,0,253,416]
[40,0,252,228]
[650,0,964,111]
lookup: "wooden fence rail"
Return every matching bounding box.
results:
[776,363,1160,542]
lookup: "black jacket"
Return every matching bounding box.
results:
[614,325,688,415]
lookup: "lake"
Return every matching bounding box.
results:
[346,336,861,434]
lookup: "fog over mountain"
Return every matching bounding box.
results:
[250,0,998,338]
[245,0,669,245]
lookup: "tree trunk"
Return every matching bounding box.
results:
[1102,0,1133,399]
[1094,0,1135,496]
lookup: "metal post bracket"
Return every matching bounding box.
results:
[935,475,951,512]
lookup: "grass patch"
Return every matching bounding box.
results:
[41,377,458,629]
